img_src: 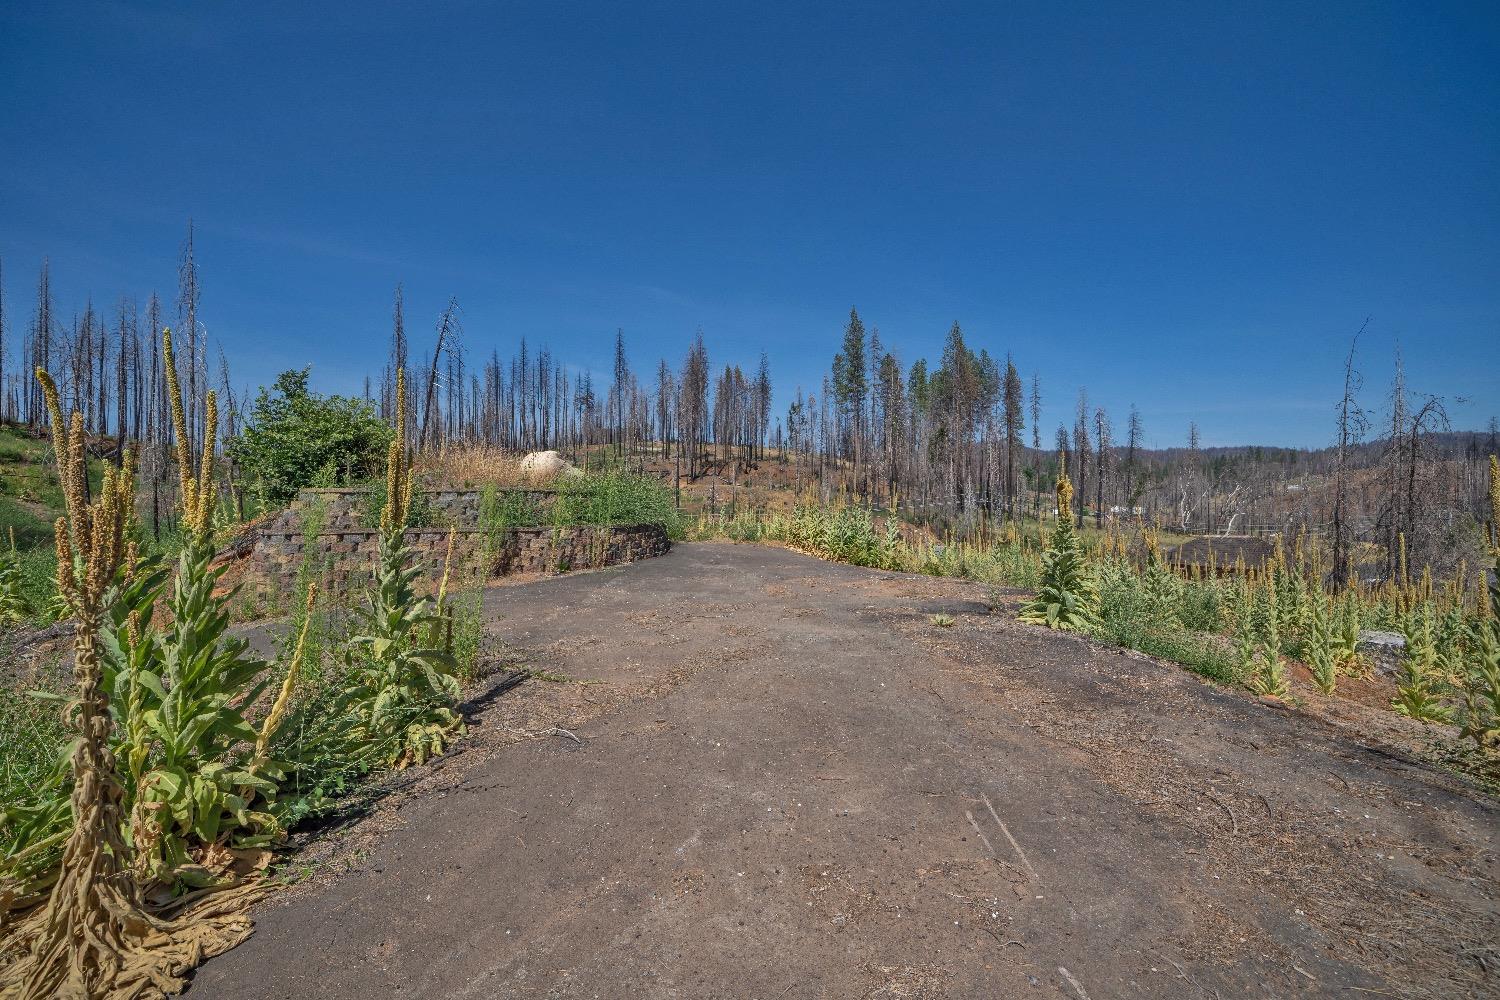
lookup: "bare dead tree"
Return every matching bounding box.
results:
[419,298,460,452]
[1094,405,1112,527]
[1331,322,1369,586]
[115,298,134,463]
[177,220,201,455]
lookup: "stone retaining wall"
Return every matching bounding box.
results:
[244,488,670,599]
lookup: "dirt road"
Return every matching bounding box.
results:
[190,543,1497,999]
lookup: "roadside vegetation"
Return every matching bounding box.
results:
[691,459,1500,785]
[0,353,474,997]
[0,338,687,995]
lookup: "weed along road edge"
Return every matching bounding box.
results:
[189,543,1498,999]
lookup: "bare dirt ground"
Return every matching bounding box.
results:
[189,542,1497,999]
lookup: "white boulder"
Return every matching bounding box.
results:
[518,450,582,483]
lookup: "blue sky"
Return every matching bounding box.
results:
[2,1,1497,447]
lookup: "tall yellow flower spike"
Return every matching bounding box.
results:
[162,327,220,538]
[382,368,413,534]
[1056,467,1074,522]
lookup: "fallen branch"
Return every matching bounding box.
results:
[1200,790,1238,836]
[980,927,1026,948]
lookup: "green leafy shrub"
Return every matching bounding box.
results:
[230,369,393,507]
[1091,558,1239,684]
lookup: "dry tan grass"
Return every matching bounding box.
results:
[418,443,530,488]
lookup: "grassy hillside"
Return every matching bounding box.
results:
[0,423,110,628]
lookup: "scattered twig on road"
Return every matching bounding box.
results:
[964,810,998,859]
[1057,966,1093,1000]
[980,927,1026,948]
[546,727,583,745]
[983,794,1039,882]
[1200,790,1238,836]
[1150,951,1220,1000]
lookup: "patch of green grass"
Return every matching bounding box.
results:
[0,686,69,825]
[478,485,544,530]
[358,478,437,529]
[552,473,681,536]
[1090,560,1241,685]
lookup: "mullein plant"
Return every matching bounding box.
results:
[1304,593,1339,695]
[1455,457,1500,752]
[0,364,256,1000]
[1019,466,1097,631]
[1139,524,1181,628]
[118,331,284,888]
[1393,605,1453,724]
[1249,582,1291,700]
[1231,577,1259,681]
[346,370,463,769]
[1330,590,1366,674]
[1456,573,1499,751]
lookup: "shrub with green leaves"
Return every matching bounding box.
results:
[552,473,681,535]
[230,368,393,507]
[478,484,543,531]
[1091,557,1239,685]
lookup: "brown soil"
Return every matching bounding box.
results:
[188,542,1497,999]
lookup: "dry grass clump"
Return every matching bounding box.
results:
[419,443,530,489]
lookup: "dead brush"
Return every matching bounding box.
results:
[419,442,529,489]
